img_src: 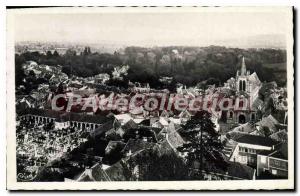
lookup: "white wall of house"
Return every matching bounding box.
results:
[230,142,273,164]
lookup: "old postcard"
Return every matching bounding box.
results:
[6,7,294,190]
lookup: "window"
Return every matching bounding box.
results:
[271,169,277,175]
[274,160,280,166]
[249,156,254,163]
[223,101,229,107]
[248,148,256,154]
[239,146,245,152]
[229,111,233,118]
[261,156,267,164]
[251,113,255,121]
[239,101,244,107]
[242,156,247,162]
[239,80,243,91]
[243,80,246,91]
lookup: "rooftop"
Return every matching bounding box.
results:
[235,134,279,147]
[122,138,156,154]
[269,142,288,160]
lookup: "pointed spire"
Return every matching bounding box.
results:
[241,56,247,76]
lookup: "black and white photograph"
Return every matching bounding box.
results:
[6,6,294,190]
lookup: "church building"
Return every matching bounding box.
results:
[223,57,262,125]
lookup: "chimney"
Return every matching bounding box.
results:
[272,145,275,150]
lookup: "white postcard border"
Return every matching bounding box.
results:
[6,6,294,190]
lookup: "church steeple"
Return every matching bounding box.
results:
[241,56,247,76]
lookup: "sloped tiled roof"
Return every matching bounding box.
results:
[231,123,255,134]
[167,130,185,149]
[269,142,288,160]
[105,141,126,155]
[102,161,128,181]
[235,134,279,147]
[159,117,169,126]
[90,120,114,138]
[76,161,129,182]
[76,163,102,181]
[121,119,138,130]
[269,129,287,142]
[256,114,279,133]
[157,122,185,149]
[114,113,132,125]
[249,72,261,86]
[155,139,177,155]
[122,139,156,154]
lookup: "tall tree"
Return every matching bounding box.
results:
[46,51,53,58]
[53,50,59,57]
[177,111,227,179]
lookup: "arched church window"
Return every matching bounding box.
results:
[239,101,244,108]
[239,80,243,91]
[242,80,246,91]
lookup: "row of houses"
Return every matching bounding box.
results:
[64,118,257,181]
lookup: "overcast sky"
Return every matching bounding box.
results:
[11,8,290,48]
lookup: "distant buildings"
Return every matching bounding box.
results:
[112,65,129,80]
[94,73,110,84]
[23,61,68,82]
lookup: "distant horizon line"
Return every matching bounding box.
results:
[15,40,286,50]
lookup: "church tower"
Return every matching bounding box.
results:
[236,56,249,93]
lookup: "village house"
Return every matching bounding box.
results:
[229,134,280,167]
[257,143,288,179]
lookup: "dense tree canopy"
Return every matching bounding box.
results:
[15,46,287,89]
